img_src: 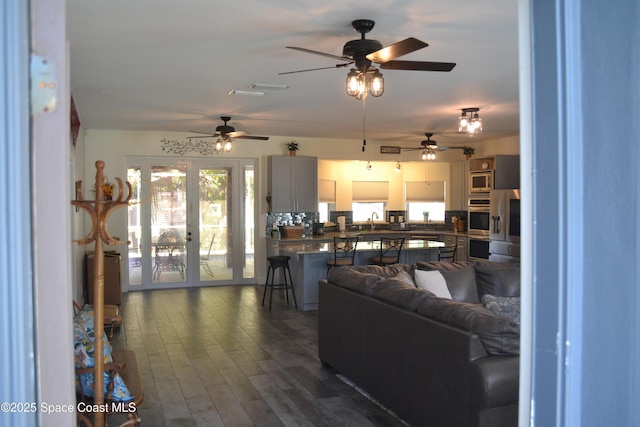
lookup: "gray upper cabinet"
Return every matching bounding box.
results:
[268,156,318,212]
[493,155,520,189]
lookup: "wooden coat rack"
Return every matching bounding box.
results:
[72,160,132,427]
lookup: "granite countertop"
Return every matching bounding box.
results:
[268,229,467,244]
[277,239,445,255]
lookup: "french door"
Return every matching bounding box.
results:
[125,157,256,289]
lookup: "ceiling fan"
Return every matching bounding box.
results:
[402,133,473,160]
[188,116,269,141]
[402,133,451,151]
[279,19,457,76]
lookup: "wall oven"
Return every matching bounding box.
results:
[468,196,491,237]
[468,237,490,260]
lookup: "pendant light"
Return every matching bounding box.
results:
[458,107,483,135]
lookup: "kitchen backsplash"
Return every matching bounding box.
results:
[266,209,468,235]
[265,212,318,235]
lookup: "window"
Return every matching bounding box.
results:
[406,202,445,222]
[318,202,335,223]
[405,181,445,222]
[352,181,389,223]
[318,180,336,223]
[352,202,385,222]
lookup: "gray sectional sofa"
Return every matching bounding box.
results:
[318,261,521,427]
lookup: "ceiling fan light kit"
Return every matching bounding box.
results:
[346,67,384,99]
[459,107,483,135]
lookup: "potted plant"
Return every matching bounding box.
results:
[286,141,299,156]
[102,182,114,200]
[423,211,430,222]
[463,146,475,159]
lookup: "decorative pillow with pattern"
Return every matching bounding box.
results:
[73,305,134,402]
[482,294,521,326]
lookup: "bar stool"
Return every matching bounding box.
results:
[263,256,298,310]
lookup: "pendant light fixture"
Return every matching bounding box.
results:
[458,107,483,135]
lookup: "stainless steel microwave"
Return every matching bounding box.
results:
[469,171,493,193]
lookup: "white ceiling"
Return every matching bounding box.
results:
[66,0,519,150]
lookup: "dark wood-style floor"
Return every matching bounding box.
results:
[108,285,408,427]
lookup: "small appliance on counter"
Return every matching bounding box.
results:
[337,216,346,232]
[312,222,325,236]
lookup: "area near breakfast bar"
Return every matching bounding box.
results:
[269,234,445,311]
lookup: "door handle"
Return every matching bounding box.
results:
[492,216,501,234]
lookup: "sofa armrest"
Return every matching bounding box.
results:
[470,355,519,409]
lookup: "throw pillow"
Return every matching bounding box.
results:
[474,261,521,298]
[414,261,479,303]
[482,295,521,325]
[73,306,134,402]
[414,269,452,299]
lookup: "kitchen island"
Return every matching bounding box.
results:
[272,238,445,311]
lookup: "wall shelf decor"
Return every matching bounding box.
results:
[380,145,401,154]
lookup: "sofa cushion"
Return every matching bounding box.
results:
[327,266,384,296]
[414,270,452,299]
[482,295,521,325]
[347,263,414,278]
[415,261,479,303]
[394,270,416,286]
[416,298,520,356]
[474,261,521,298]
[372,278,434,311]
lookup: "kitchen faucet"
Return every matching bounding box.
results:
[370,212,379,231]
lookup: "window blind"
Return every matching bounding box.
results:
[318,179,336,202]
[352,181,389,201]
[405,181,445,202]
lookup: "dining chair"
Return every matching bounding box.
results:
[153,231,186,280]
[200,232,216,277]
[371,236,405,266]
[326,236,359,276]
[438,244,457,261]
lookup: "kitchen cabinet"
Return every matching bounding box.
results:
[470,155,520,190]
[449,160,468,210]
[268,156,318,212]
[441,234,468,262]
[456,236,468,261]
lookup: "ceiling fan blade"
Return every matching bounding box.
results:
[187,130,217,138]
[380,60,456,72]
[231,135,270,141]
[278,63,352,75]
[367,37,428,63]
[286,46,351,62]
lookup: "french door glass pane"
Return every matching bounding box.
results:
[152,165,187,284]
[199,168,231,281]
[127,167,142,286]
[244,166,255,279]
